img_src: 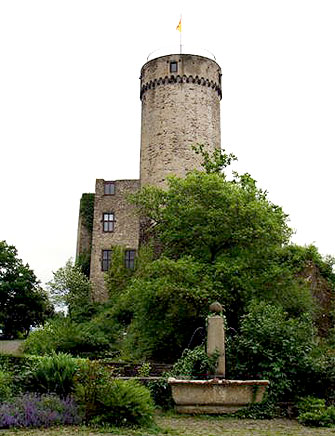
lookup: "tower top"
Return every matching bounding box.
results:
[140,54,222,101]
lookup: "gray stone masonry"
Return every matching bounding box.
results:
[140,54,222,187]
[89,179,140,301]
[207,315,225,377]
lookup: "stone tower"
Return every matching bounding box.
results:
[76,53,223,301]
[140,54,222,187]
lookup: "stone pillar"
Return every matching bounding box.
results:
[207,303,225,377]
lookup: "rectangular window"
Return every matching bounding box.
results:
[170,61,178,73]
[104,181,115,195]
[102,213,115,232]
[125,249,136,270]
[101,249,112,271]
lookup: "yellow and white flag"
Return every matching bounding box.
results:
[176,18,182,32]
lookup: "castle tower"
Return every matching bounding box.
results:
[76,53,223,302]
[140,54,222,187]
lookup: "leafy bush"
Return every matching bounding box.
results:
[0,370,13,401]
[0,393,82,428]
[298,396,335,427]
[105,246,134,302]
[74,360,154,426]
[119,256,213,361]
[147,377,173,410]
[92,379,154,427]
[227,301,318,401]
[322,354,335,404]
[0,355,40,396]
[235,400,282,420]
[24,317,114,358]
[26,352,78,396]
[74,360,110,422]
[169,345,219,379]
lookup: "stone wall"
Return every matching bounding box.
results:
[89,179,140,301]
[140,54,222,187]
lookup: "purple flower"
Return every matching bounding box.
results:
[0,393,83,428]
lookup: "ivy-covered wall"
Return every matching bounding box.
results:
[76,193,95,277]
[79,193,95,232]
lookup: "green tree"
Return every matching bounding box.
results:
[132,170,291,263]
[47,260,92,321]
[0,241,52,338]
[121,256,213,361]
[110,147,331,360]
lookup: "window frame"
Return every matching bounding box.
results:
[125,249,136,270]
[102,212,115,233]
[101,249,112,272]
[104,181,115,195]
[170,61,178,73]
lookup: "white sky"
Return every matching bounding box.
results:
[1,0,335,285]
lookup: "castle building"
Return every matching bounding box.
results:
[76,53,222,301]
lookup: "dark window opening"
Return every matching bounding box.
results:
[104,182,115,195]
[102,213,115,232]
[125,249,136,270]
[101,249,112,271]
[170,61,178,73]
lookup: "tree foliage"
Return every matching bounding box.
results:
[0,241,52,338]
[227,301,318,400]
[110,147,334,360]
[132,168,291,264]
[47,260,92,321]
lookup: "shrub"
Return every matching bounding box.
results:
[169,345,219,379]
[120,256,213,361]
[298,396,335,427]
[0,393,82,428]
[227,301,318,401]
[235,400,282,420]
[92,379,154,427]
[147,377,173,410]
[322,354,335,405]
[26,352,78,396]
[74,360,110,422]
[24,317,113,358]
[0,370,13,402]
[74,360,154,426]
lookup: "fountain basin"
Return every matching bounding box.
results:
[168,378,270,414]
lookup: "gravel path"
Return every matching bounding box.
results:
[0,416,335,436]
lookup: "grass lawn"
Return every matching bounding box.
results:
[0,414,335,436]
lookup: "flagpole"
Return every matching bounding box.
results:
[180,15,182,54]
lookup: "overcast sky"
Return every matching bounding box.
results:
[1,0,334,285]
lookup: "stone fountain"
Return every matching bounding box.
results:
[168,302,269,414]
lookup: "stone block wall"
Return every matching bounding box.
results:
[140,54,222,187]
[89,179,140,301]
